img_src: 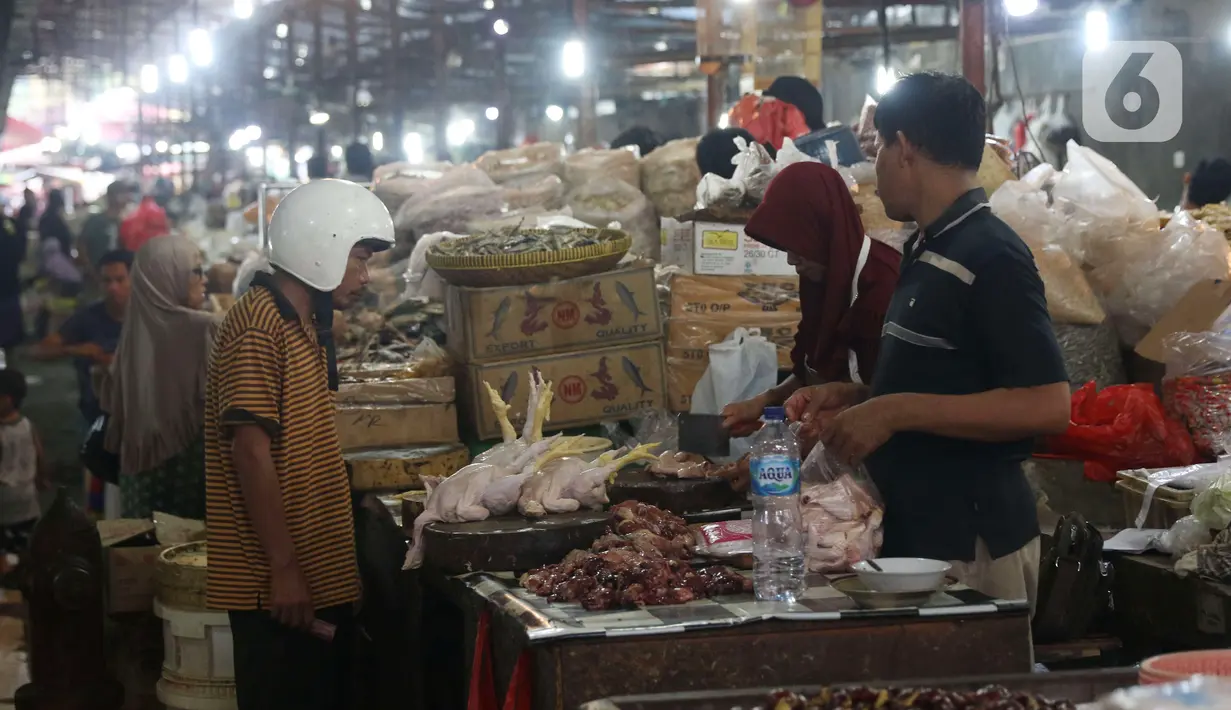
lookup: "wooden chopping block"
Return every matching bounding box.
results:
[607,467,741,514]
[344,445,470,492]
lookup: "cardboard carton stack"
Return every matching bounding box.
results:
[335,362,469,491]
[445,263,667,439]
[666,274,800,412]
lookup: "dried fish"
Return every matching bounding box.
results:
[428,225,621,259]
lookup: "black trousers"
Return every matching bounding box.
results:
[229,604,356,710]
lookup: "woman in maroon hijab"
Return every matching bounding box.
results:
[721,163,900,436]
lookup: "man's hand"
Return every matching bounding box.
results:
[785,383,869,438]
[269,563,315,631]
[721,395,769,438]
[72,342,110,364]
[820,395,900,465]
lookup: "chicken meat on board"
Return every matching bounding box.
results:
[403,434,562,569]
[800,476,884,572]
[517,442,661,517]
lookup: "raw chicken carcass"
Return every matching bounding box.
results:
[472,370,555,469]
[403,434,562,569]
[517,442,660,517]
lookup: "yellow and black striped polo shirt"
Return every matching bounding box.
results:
[204,276,359,611]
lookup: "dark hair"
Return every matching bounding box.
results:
[696,128,758,180]
[46,189,66,212]
[0,369,27,408]
[306,155,329,179]
[764,76,825,131]
[611,126,663,158]
[1189,158,1231,207]
[345,142,374,180]
[98,249,134,271]
[874,72,986,171]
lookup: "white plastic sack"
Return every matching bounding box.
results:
[404,232,465,300]
[641,137,701,220]
[1052,142,1160,271]
[690,328,777,459]
[396,183,503,239]
[233,251,272,298]
[475,143,564,184]
[500,173,565,211]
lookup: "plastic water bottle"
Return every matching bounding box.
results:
[750,406,806,603]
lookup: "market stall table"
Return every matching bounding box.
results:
[1110,551,1231,654]
[435,569,1033,710]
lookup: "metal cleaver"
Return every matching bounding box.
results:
[677,413,731,458]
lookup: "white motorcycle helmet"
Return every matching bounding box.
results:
[267,179,395,291]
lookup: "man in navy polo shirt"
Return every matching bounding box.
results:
[788,72,1070,609]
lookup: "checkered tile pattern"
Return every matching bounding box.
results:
[461,571,1028,643]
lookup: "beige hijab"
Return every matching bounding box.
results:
[102,236,219,475]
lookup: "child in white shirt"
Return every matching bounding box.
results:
[0,369,47,555]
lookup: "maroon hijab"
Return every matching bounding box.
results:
[745,163,900,383]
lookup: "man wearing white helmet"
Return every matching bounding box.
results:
[203,179,394,709]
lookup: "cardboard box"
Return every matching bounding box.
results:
[1134,279,1231,365]
[462,342,667,439]
[345,444,470,491]
[667,318,795,370]
[335,376,455,405]
[335,403,460,450]
[668,274,800,319]
[693,221,794,276]
[666,353,708,413]
[444,265,661,363]
[99,519,164,615]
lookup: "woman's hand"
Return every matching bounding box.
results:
[721,395,770,437]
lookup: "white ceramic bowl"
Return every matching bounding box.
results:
[850,558,952,593]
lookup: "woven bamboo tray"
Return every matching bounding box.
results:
[157,541,208,610]
[426,228,631,287]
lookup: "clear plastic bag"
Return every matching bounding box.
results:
[1092,676,1231,710]
[1155,515,1214,557]
[372,162,452,213]
[1092,211,1231,345]
[641,137,701,220]
[565,176,659,259]
[1163,332,1231,457]
[1052,141,1160,272]
[989,181,1104,325]
[474,143,564,184]
[1193,473,1231,531]
[799,441,884,573]
[855,95,879,158]
[564,147,640,190]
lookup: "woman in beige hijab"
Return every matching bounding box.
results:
[101,235,214,519]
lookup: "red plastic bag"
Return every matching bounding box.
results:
[1044,382,1200,482]
[120,196,171,253]
[727,94,810,150]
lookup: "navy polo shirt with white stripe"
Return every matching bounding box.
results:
[866,187,1068,562]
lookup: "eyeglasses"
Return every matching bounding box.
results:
[192,266,205,277]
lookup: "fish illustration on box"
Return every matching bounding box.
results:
[487,296,511,340]
[614,281,645,321]
[621,356,653,395]
[500,371,518,404]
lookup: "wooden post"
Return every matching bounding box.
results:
[571,0,597,148]
[960,0,987,94]
[803,0,823,87]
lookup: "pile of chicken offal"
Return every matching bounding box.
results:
[521,501,751,611]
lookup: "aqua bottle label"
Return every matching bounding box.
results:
[751,455,800,496]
